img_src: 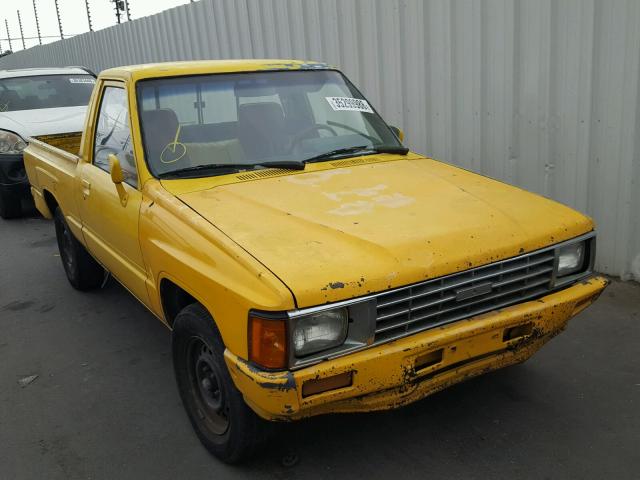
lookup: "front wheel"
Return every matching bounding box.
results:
[53,207,105,290]
[172,303,268,463]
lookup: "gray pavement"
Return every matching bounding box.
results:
[1,213,639,479]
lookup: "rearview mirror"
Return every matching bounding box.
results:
[389,126,404,143]
[108,154,124,184]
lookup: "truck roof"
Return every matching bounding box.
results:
[100,59,331,82]
[0,67,92,79]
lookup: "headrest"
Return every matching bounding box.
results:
[238,102,285,125]
[141,109,180,139]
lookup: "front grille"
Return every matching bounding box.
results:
[374,250,556,344]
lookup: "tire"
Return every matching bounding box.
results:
[172,303,268,464]
[53,207,105,290]
[0,191,22,219]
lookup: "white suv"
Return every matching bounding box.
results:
[0,67,95,218]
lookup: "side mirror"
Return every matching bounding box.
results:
[108,154,124,184]
[389,126,404,143]
[108,153,128,206]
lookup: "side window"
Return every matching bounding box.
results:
[94,86,137,187]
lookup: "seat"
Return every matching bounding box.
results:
[237,102,287,161]
[140,109,190,170]
[0,91,22,111]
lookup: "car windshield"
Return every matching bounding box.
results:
[0,74,95,112]
[136,70,401,177]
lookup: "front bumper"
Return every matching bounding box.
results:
[225,275,608,421]
[0,153,29,195]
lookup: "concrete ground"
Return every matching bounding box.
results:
[1,213,638,480]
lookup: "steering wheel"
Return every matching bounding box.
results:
[94,145,134,180]
[290,124,338,151]
[94,145,121,164]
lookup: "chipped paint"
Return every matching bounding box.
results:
[286,168,351,186]
[172,149,596,307]
[323,183,416,216]
[328,193,416,216]
[323,184,388,201]
[226,277,608,421]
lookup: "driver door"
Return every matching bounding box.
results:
[77,82,149,304]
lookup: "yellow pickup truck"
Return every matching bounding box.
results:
[24,60,608,463]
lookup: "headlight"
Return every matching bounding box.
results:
[0,130,27,154]
[557,242,586,277]
[292,308,348,357]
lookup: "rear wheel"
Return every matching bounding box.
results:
[53,207,104,290]
[172,303,268,463]
[0,191,21,219]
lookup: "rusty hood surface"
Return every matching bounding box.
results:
[170,156,593,308]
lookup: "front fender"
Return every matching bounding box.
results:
[139,180,295,358]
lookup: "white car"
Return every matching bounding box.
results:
[0,67,95,218]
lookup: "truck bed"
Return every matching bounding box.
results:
[32,132,82,156]
[23,134,82,228]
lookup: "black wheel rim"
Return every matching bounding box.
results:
[59,218,75,274]
[187,337,230,435]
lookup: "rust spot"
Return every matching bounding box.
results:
[505,327,544,352]
[328,282,345,289]
[256,374,296,391]
[237,358,296,391]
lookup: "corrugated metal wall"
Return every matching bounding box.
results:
[1,0,639,280]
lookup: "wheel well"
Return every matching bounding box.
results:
[43,190,59,215]
[160,279,197,327]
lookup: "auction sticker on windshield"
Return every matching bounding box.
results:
[326,96,374,113]
[69,78,96,84]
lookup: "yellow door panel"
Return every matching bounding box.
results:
[77,80,150,304]
[78,163,148,303]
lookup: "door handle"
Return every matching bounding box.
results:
[81,179,91,199]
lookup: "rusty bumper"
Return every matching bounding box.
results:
[225,276,608,421]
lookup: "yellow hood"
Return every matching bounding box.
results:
[171,157,593,307]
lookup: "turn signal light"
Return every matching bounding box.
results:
[302,371,353,397]
[249,314,287,369]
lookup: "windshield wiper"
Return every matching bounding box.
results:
[251,160,305,170]
[302,144,409,164]
[158,145,408,179]
[158,164,242,179]
[158,160,305,179]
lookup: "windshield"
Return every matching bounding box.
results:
[0,74,95,112]
[136,70,401,177]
